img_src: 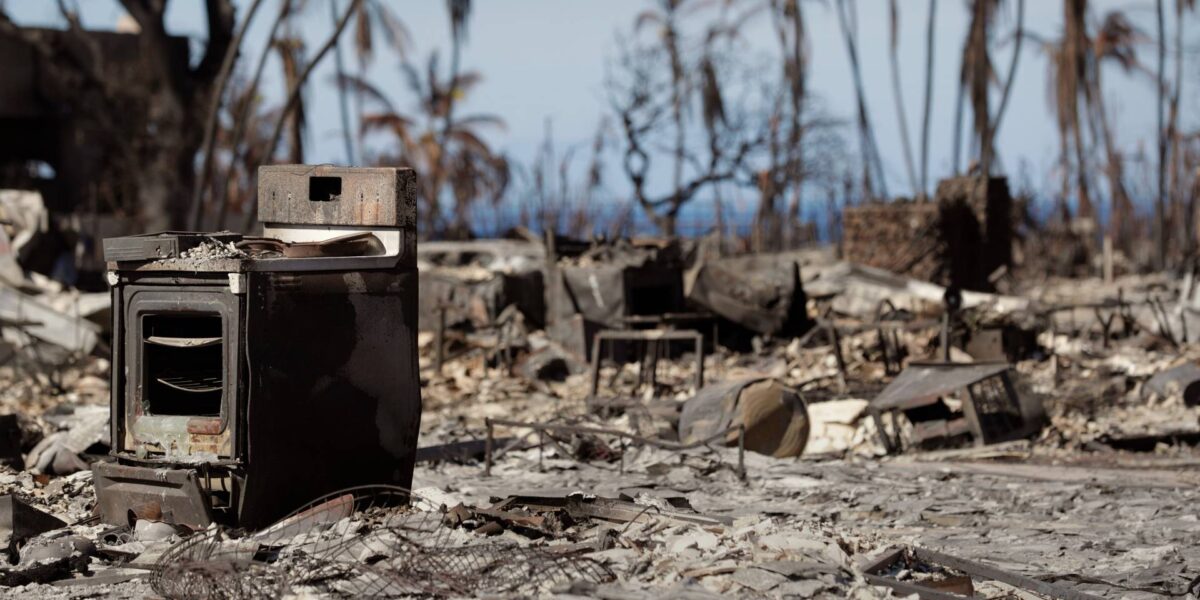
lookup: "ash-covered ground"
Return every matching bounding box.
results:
[2,258,1200,599]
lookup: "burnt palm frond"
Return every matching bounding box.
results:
[354,0,411,64]
[335,73,397,115]
[1093,11,1143,71]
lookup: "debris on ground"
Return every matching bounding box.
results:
[0,219,1197,598]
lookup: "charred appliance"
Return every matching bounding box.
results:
[94,166,420,528]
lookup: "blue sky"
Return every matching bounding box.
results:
[8,0,1195,226]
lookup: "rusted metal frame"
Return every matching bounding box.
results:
[912,548,1105,600]
[858,546,904,574]
[862,574,966,600]
[588,329,705,404]
[484,418,746,480]
[861,546,1103,600]
[961,379,988,447]
[1042,297,1157,344]
[870,409,898,454]
[859,546,964,600]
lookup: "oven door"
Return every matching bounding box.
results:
[116,285,242,462]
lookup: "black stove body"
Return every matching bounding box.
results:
[94,166,420,528]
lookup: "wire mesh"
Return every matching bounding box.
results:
[150,485,614,599]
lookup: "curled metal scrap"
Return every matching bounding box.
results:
[151,485,615,599]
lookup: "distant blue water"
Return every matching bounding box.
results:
[463,191,1150,241]
[466,194,840,240]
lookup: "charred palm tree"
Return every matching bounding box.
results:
[347,0,412,164]
[887,0,919,197]
[834,0,887,200]
[274,37,307,164]
[1088,12,1143,251]
[1166,0,1195,257]
[635,0,691,223]
[611,0,768,236]
[919,0,937,199]
[752,0,807,249]
[1155,0,1166,266]
[776,0,808,236]
[1040,2,1141,234]
[342,58,508,236]
[216,0,294,229]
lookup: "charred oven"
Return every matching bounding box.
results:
[94,166,420,528]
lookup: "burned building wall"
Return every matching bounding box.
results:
[935,176,1013,290]
[842,176,1013,291]
[842,201,942,282]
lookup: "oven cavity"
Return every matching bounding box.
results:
[143,314,224,418]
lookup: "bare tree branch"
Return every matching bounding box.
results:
[188,0,266,230]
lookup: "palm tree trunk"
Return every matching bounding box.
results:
[1156,0,1168,268]
[919,0,937,199]
[785,0,806,227]
[246,0,361,231]
[835,0,887,200]
[1058,127,1071,222]
[968,0,993,176]
[188,0,265,231]
[888,0,919,197]
[1169,1,1187,255]
[1065,0,1091,222]
[1088,66,1133,252]
[331,0,357,165]
[665,4,686,236]
[1071,108,1093,220]
[991,0,1024,155]
[952,75,966,176]
[217,0,291,230]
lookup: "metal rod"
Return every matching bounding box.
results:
[737,425,746,481]
[828,324,848,393]
[435,306,446,374]
[648,340,659,391]
[940,311,950,362]
[912,548,1105,600]
[485,418,749,475]
[588,334,603,402]
[862,574,965,600]
[484,418,494,476]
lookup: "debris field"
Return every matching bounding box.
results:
[0,176,1199,599]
